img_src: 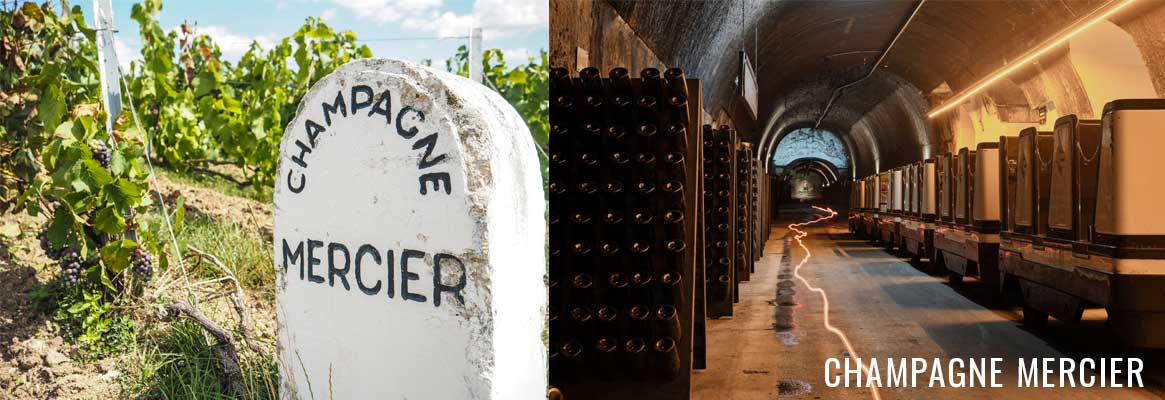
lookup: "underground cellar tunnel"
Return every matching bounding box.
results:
[548,1,1165,399]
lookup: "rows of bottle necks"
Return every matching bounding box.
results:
[547,128,767,363]
[549,65,778,380]
[548,66,771,386]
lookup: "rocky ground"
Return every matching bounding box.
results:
[0,210,123,399]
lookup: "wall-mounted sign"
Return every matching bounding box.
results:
[740,51,758,118]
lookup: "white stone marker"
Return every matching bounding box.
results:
[274,59,546,399]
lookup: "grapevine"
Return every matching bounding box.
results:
[2,2,158,295]
[1,0,548,354]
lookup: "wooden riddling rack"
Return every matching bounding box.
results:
[701,129,764,321]
[703,126,736,319]
[752,158,767,263]
[548,66,770,399]
[736,145,755,284]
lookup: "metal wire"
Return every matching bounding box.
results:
[117,67,198,307]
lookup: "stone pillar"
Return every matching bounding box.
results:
[274,59,546,399]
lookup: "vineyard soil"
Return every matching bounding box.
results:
[151,167,272,235]
[0,175,278,399]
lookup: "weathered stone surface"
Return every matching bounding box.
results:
[274,59,546,399]
[771,128,849,169]
[549,0,666,75]
[43,350,69,367]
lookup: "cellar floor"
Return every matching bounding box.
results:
[691,209,1165,399]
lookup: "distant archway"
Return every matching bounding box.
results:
[771,128,851,172]
[783,157,841,185]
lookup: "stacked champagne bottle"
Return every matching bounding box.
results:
[751,158,763,263]
[736,146,755,282]
[703,125,736,318]
[548,66,692,387]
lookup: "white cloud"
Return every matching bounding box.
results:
[409,0,546,38]
[113,36,139,71]
[196,25,278,61]
[338,0,546,39]
[501,47,532,66]
[401,11,474,37]
[320,8,338,22]
[331,0,443,24]
[469,0,547,36]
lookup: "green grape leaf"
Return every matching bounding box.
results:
[72,115,95,141]
[61,191,92,214]
[13,181,44,216]
[307,24,333,39]
[100,266,116,291]
[508,70,528,85]
[55,120,75,136]
[173,196,186,233]
[100,239,138,274]
[222,96,243,114]
[193,70,216,97]
[47,208,76,249]
[50,145,83,187]
[92,206,126,234]
[120,124,144,144]
[38,84,65,131]
[81,159,114,188]
[159,248,169,274]
[105,178,144,210]
[251,117,267,139]
[70,178,90,193]
[41,139,63,171]
[110,146,128,176]
[67,299,91,314]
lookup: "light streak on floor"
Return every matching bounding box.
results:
[788,206,881,400]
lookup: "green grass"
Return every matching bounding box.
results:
[154,167,272,204]
[126,202,277,398]
[179,215,275,301]
[123,321,278,400]
[145,212,275,302]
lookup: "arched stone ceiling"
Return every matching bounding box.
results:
[608,0,1109,173]
[772,128,849,170]
[884,0,1108,93]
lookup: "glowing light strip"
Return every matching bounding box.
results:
[926,0,1137,119]
[789,206,881,400]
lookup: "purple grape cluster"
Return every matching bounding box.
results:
[37,227,63,260]
[59,248,81,286]
[90,141,111,168]
[132,247,153,279]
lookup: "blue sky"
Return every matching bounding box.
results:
[75,0,548,69]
